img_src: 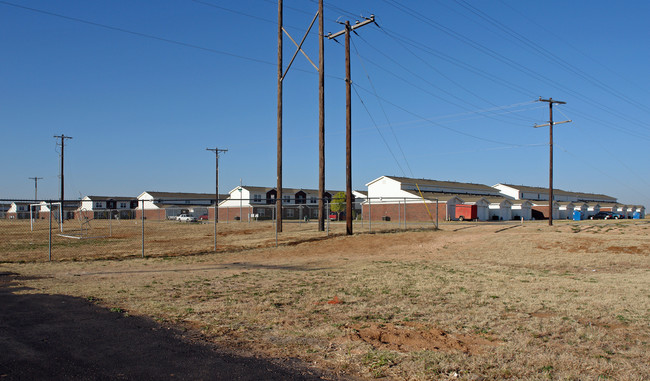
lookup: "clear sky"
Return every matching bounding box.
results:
[2,0,649,207]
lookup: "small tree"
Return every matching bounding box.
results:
[330,191,346,219]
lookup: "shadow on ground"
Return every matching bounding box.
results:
[0,272,335,380]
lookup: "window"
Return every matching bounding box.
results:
[119,202,127,208]
[259,208,265,216]
[283,195,291,204]
[253,194,262,203]
[95,202,103,208]
[286,208,294,217]
[310,197,317,204]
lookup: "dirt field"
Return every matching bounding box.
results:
[1,219,649,380]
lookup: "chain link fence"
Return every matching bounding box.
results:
[0,197,440,262]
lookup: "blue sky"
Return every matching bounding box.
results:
[1,0,649,207]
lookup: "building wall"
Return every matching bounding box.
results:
[488,205,512,221]
[135,208,169,220]
[362,202,446,222]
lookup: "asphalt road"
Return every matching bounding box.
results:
[0,272,334,380]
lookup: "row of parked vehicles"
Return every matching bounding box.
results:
[589,211,624,220]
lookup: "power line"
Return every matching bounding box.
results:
[450,0,650,116]
[380,0,650,134]
[0,1,275,67]
[358,32,534,125]
[379,27,535,99]
[348,40,531,129]
[350,38,412,176]
[0,0,347,83]
[352,86,406,176]
[497,0,650,103]
[352,83,527,146]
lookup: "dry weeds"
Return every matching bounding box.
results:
[1,219,649,380]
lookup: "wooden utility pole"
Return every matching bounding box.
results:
[328,15,375,235]
[28,177,43,201]
[277,1,321,234]
[206,147,227,223]
[344,21,352,235]
[535,97,571,226]
[54,134,72,212]
[277,0,283,233]
[318,0,325,232]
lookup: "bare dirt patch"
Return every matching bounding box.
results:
[607,245,647,255]
[347,322,495,354]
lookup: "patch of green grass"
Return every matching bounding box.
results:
[363,350,398,378]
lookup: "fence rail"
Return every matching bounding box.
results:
[0,197,440,262]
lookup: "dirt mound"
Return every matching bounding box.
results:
[347,322,494,354]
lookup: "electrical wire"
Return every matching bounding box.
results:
[351,38,413,176]
[380,27,535,99]
[380,0,650,135]
[352,86,407,176]
[352,82,529,146]
[0,0,347,82]
[497,0,650,102]
[344,35,534,129]
[363,30,534,124]
[555,143,650,202]
[451,0,650,116]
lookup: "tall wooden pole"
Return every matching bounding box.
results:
[54,134,72,216]
[277,0,283,233]
[345,21,353,235]
[548,101,554,226]
[29,177,43,201]
[535,97,570,226]
[327,15,375,236]
[318,0,325,232]
[206,148,227,223]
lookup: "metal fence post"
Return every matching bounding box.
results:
[404,198,407,229]
[274,203,278,247]
[368,197,372,232]
[214,205,217,252]
[436,199,439,229]
[398,200,401,229]
[326,201,330,235]
[109,209,112,237]
[141,200,145,258]
[48,201,52,262]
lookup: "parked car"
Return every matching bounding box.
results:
[199,214,209,221]
[177,214,198,222]
[590,211,621,220]
[329,212,346,221]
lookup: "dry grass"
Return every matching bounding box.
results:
[0,218,433,262]
[2,219,649,380]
